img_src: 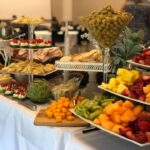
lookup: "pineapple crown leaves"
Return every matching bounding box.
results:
[110,27,144,72]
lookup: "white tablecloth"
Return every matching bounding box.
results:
[34,31,52,41]
[1,94,149,150]
[0,95,82,150]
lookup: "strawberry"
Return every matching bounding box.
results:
[138,112,150,122]
[134,132,148,144]
[137,121,150,132]
[146,132,150,142]
[138,59,145,65]
[142,76,150,81]
[119,127,132,136]
[138,94,146,101]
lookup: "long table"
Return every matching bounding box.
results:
[0,95,82,150]
[1,95,150,150]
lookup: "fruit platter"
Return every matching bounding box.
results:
[127,48,150,69]
[34,96,89,127]
[71,94,150,146]
[100,68,150,105]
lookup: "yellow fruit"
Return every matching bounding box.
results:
[116,84,128,94]
[121,109,136,123]
[110,112,122,124]
[55,116,62,122]
[115,100,124,106]
[131,70,140,81]
[116,77,125,85]
[132,105,144,116]
[112,124,124,134]
[101,82,111,90]
[93,118,101,125]
[101,120,114,131]
[66,115,75,121]
[122,100,134,109]
[108,78,118,89]
[98,114,109,124]
[45,110,53,119]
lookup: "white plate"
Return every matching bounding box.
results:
[71,109,150,147]
[98,86,150,106]
[127,60,150,69]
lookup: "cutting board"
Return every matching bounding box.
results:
[34,109,89,127]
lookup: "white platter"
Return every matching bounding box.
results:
[55,61,111,72]
[127,60,150,69]
[71,109,150,147]
[98,86,150,106]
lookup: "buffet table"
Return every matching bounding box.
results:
[0,95,83,150]
[1,95,150,150]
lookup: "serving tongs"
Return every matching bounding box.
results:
[18,100,37,111]
[72,90,81,106]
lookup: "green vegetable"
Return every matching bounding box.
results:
[27,79,52,103]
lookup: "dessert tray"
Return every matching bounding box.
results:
[98,86,150,106]
[71,109,150,147]
[55,61,111,72]
[127,60,150,69]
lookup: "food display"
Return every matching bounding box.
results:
[80,5,133,48]
[0,74,12,84]
[75,95,116,121]
[60,49,101,62]
[45,96,83,123]
[0,81,28,100]
[27,79,52,103]
[10,39,52,48]
[12,16,44,25]
[51,78,81,100]
[120,111,150,144]
[132,48,150,65]
[73,94,150,144]
[2,61,55,75]
[12,47,63,63]
[101,68,150,103]
[93,100,143,133]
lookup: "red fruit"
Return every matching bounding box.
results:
[138,60,145,65]
[138,112,150,122]
[133,55,140,62]
[137,121,150,132]
[138,94,146,101]
[143,50,150,56]
[125,131,136,140]
[134,132,148,144]
[126,131,148,143]
[119,127,132,136]
[142,76,150,81]
[146,132,150,142]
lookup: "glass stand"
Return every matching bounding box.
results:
[81,72,100,99]
[63,21,70,81]
[102,47,110,83]
[28,25,35,83]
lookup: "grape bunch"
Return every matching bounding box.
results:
[80,5,133,48]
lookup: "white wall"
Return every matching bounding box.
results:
[0,0,51,19]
